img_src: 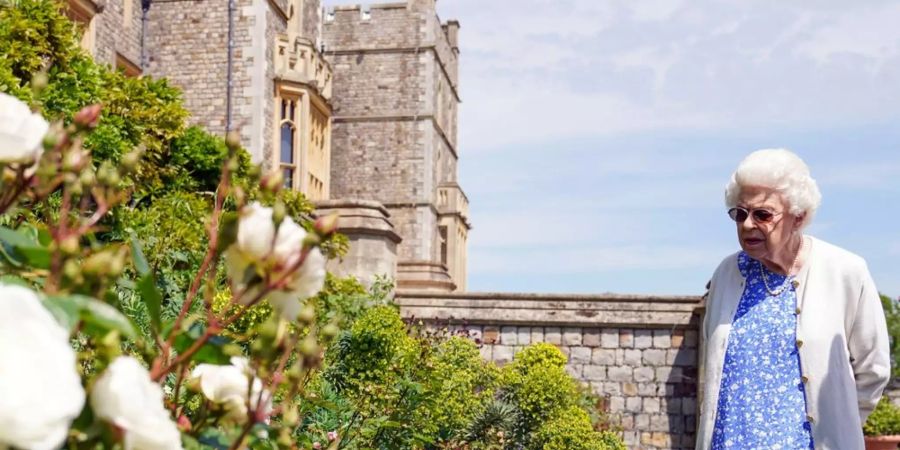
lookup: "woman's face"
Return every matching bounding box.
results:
[734,185,803,262]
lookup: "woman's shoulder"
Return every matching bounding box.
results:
[807,235,869,274]
[710,250,743,282]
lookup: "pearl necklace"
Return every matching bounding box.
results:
[761,236,805,297]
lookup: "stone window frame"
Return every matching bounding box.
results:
[115,52,141,78]
[66,0,100,55]
[273,82,331,200]
[277,95,300,191]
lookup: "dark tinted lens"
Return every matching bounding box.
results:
[752,209,775,223]
[728,208,748,222]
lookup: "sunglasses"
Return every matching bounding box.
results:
[727,207,782,224]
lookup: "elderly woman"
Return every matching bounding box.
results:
[697,149,890,450]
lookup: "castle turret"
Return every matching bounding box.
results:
[323,0,470,291]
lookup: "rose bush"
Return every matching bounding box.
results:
[0,92,47,163]
[225,202,326,322]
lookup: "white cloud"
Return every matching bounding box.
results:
[434,0,900,153]
[793,3,900,69]
[817,161,900,190]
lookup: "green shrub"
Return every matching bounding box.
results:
[531,406,625,450]
[170,126,253,192]
[429,337,500,439]
[507,342,568,374]
[502,343,576,425]
[865,397,900,436]
[880,294,900,378]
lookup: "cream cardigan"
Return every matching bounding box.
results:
[697,236,890,450]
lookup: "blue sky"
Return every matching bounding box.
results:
[326,1,900,297]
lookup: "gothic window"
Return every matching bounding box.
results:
[439,225,448,266]
[280,99,298,189]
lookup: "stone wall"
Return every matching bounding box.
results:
[85,0,142,68]
[397,291,705,450]
[145,0,288,164]
[145,0,231,136]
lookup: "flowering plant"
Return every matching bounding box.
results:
[0,86,338,450]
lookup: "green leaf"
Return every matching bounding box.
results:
[0,226,51,269]
[216,211,238,253]
[137,273,163,335]
[17,245,51,269]
[44,294,140,340]
[173,322,231,365]
[0,275,30,287]
[130,232,150,275]
[40,295,81,332]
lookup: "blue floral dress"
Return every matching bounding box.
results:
[711,252,814,449]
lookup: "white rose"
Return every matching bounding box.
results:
[189,357,271,422]
[225,202,327,321]
[234,202,276,262]
[0,284,86,450]
[0,93,49,163]
[90,357,182,450]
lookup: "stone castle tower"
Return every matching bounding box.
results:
[64,0,469,291]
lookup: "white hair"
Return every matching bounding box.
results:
[725,149,822,226]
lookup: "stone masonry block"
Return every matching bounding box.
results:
[623,382,638,396]
[601,328,619,348]
[604,381,622,396]
[624,349,642,366]
[583,365,606,381]
[671,329,685,348]
[500,326,517,345]
[545,327,561,344]
[483,326,499,344]
[516,327,531,346]
[530,327,544,343]
[592,348,616,365]
[583,328,601,347]
[610,396,625,413]
[619,329,634,348]
[570,346,591,364]
[609,366,633,382]
[634,367,655,383]
[563,327,582,346]
[626,396,642,413]
[643,349,668,366]
[635,329,653,348]
[653,329,671,348]
[636,413,650,429]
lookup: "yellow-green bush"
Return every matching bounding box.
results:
[507,342,567,374]
[430,337,500,437]
[531,406,626,450]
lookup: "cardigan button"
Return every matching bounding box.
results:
[792,280,800,289]
[795,307,802,315]
[807,415,815,424]
[801,375,809,384]
[796,339,804,348]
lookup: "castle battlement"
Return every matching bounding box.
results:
[323,0,459,94]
